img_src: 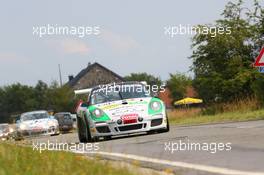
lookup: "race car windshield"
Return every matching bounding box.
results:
[21,112,49,121]
[90,84,150,104]
[119,85,150,99]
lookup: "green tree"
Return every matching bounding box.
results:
[166,73,192,101]
[45,81,76,113]
[34,80,49,109]
[1,84,37,116]
[251,73,264,104]
[124,72,162,86]
[0,81,77,123]
[190,0,264,103]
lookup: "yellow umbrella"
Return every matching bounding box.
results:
[174,97,203,105]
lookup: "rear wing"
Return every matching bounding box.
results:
[74,88,92,95]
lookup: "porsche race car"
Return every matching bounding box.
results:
[15,110,60,139]
[75,82,169,142]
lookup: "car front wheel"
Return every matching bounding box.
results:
[77,116,89,143]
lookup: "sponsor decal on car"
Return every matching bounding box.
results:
[121,114,138,124]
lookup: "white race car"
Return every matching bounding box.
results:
[16,110,60,139]
[75,82,169,142]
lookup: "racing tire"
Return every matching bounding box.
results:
[77,116,89,143]
[83,115,98,142]
[78,115,99,143]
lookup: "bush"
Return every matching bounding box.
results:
[202,96,260,115]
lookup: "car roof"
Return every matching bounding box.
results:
[21,110,48,116]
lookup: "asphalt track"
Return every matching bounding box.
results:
[29,120,264,175]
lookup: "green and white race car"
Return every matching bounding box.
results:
[75,82,169,142]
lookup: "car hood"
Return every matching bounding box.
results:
[19,118,55,128]
[94,97,152,119]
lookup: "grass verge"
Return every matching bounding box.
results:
[168,109,264,126]
[0,143,137,175]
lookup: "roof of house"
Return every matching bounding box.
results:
[68,62,124,87]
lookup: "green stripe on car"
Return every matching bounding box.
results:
[88,106,110,121]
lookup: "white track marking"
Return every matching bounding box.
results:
[72,150,264,175]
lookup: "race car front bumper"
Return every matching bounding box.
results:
[89,113,168,137]
[16,126,60,138]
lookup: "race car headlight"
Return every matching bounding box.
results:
[92,108,104,118]
[150,101,162,111]
[19,123,27,130]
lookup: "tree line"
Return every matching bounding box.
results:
[0,81,76,123]
[0,73,193,123]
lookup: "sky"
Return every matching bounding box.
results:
[0,0,256,86]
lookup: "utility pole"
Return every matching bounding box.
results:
[58,64,62,87]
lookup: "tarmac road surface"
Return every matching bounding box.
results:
[29,120,264,175]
